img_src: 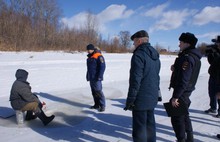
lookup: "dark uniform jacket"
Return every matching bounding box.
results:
[207,47,220,91]
[169,47,202,100]
[126,42,160,110]
[9,69,39,110]
[86,50,106,81]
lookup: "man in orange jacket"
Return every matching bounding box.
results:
[86,44,106,112]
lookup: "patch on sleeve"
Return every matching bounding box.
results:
[182,61,189,70]
[100,57,104,63]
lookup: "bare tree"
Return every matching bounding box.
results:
[84,11,99,45]
[30,0,61,49]
[0,0,130,53]
[197,43,207,56]
[119,31,131,48]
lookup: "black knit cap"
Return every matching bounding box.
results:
[179,32,198,47]
[86,44,95,50]
[131,30,149,41]
[212,35,220,43]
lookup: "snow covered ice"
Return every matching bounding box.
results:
[0,51,219,142]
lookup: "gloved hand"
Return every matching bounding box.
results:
[124,103,135,111]
[158,97,162,102]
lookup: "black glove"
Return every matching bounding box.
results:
[158,97,162,102]
[158,89,162,102]
[124,103,135,111]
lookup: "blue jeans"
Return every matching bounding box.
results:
[132,109,156,142]
[89,81,105,108]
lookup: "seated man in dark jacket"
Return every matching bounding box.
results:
[9,69,55,126]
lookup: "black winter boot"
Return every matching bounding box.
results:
[25,111,37,121]
[186,132,194,142]
[36,111,55,126]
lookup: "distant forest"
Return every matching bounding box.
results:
[0,0,208,54]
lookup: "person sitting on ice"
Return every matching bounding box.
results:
[9,69,55,126]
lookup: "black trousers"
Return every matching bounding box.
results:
[208,76,220,111]
[171,95,192,141]
[171,114,193,140]
[171,91,193,140]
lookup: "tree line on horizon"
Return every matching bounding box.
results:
[0,0,132,53]
[0,0,209,54]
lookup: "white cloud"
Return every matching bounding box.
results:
[96,4,134,33]
[197,32,220,41]
[61,12,88,29]
[97,4,134,23]
[149,9,193,33]
[193,6,220,25]
[144,3,169,18]
[61,4,134,32]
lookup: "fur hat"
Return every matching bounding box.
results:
[179,32,198,47]
[212,35,220,43]
[131,30,149,41]
[86,44,95,50]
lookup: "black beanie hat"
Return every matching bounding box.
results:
[131,30,149,41]
[86,44,95,50]
[179,32,198,47]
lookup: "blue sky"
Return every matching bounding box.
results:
[57,0,220,51]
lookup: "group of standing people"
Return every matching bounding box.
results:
[124,30,202,142]
[124,30,220,142]
[8,29,220,141]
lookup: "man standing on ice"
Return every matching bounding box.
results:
[169,32,202,142]
[86,44,106,112]
[203,35,220,139]
[204,35,220,118]
[124,30,160,142]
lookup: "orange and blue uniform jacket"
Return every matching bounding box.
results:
[86,50,106,81]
